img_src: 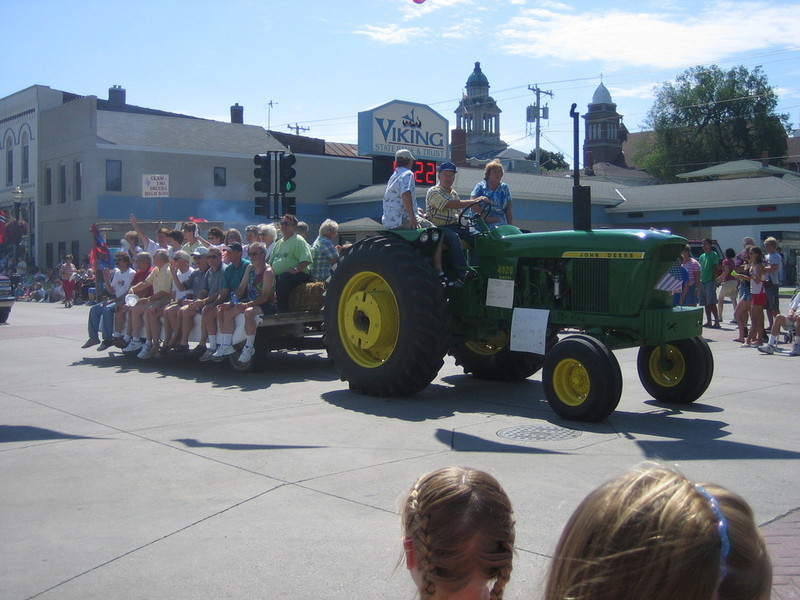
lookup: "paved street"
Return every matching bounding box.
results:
[1,300,798,600]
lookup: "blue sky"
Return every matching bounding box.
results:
[3,0,798,163]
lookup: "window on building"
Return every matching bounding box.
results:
[106,159,122,192]
[5,141,12,186]
[58,241,66,263]
[214,167,227,187]
[46,242,54,269]
[74,161,82,201]
[45,167,52,205]
[71,241,80,264]
[21,143,29,183]
[59,165,67,203]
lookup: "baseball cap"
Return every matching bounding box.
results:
[438,161,457,173]
[225,242,243,253]
[395,148,415,162]
[192,246,209,257]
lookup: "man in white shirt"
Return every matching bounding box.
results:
[83,252,136,350]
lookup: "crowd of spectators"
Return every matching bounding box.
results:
[73,215,343,362]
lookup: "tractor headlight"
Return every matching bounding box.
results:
[420,230,430,244]
[430,229,441,243]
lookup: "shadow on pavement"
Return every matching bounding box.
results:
[435,428,566,454]
[173,437,325,451]
[71,350,339,392]
[322,375,551,423]
[0,424,99,443]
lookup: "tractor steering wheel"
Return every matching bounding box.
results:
[458,201,492,230]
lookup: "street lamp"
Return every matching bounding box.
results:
[11,186,23,261]
[11,185,23,220]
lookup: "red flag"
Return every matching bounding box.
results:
[188,216,207,223]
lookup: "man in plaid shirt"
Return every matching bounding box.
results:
[426,162,484,284]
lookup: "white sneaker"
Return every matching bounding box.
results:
[757,344,775,355]
[790,345,800,357]
[137,344,154,359]
[211,344,235,361]
[198,348,216,362]
[123,339,142,353]
[238,345,256,363]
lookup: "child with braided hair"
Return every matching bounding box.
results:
[401,467,515,600]
[544,466,772,600]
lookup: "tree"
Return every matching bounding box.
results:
[636,65,791,181]
[526,148,569,171]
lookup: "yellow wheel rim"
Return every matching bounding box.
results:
[647,344,685,388]
[337,271,399,368]
[552,358,590,406]
[465,331,510,356]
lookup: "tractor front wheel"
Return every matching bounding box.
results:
[637,337,714,404]
[542,335,622,421]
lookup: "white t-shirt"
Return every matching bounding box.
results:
[110,268,136,298]
[764,252,781,285]
[172,267,195,301]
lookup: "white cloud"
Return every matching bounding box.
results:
[610,82,660,99]
[352,23,430,44]
[499,2,796,69]
[399,0,473,22]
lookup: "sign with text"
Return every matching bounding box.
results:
[486,278,514,309]
[358,100,449,161]
[142,174,169,198]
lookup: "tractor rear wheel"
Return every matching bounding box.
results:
[542,335,622,421]
[324,236,450,396]
[637,337,714,404]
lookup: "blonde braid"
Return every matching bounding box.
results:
[408,484,437,599]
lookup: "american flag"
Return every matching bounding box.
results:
[89,224,111,272]
[654,261,685,293]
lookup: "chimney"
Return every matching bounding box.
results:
[761,150,769,168]
[230,103,244,124]
[108,85,126,106]
[451,128,467,167]
[584,150,595,176]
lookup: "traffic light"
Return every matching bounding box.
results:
[254,196,270,216]
[279,153,297,193]
[253,154,271,194]
[281,196,296,216]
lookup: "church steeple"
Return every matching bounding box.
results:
[455,62,507,159]
[583,81,628,168]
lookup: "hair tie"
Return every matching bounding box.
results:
[694,484,730,580]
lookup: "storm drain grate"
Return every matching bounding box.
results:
[497,424,582,442]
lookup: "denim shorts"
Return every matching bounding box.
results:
[738,283,751,302]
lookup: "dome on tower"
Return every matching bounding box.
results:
[466,62,489,88]
[592,82,613,105]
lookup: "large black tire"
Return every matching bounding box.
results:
[450,331,555,381]
[324,236,450,396]
[637,337,714,404]
[0,307,10,323]
[542,335,622,421]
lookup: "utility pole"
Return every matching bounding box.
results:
[527,85,553,168]
[287,123,309,135]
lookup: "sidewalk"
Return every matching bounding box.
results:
[762,508,800,600]
[698,316,798,599]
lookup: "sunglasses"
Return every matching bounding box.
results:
[279,221,292,226]
[248,252,264,257]
[207,254,220,259]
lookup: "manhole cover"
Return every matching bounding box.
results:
[497,424,582,442]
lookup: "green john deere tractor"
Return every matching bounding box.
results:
[324,203,712,422]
